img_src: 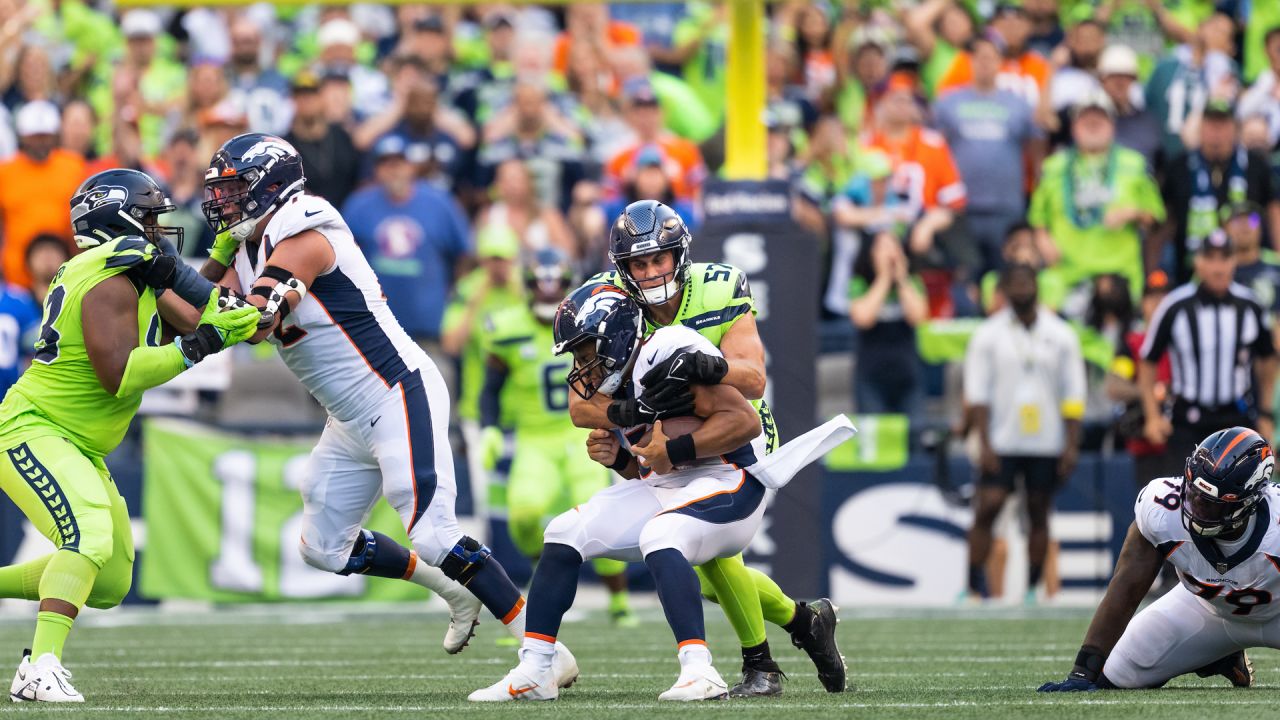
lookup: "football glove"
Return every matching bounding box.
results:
[607,396,658,428]
[638,378,696,419]
[641,350,728,388]
[209,230,242,267]
[1036,673,1099,693]
[177,289,261,366]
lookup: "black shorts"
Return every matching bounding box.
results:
[980,455,1058,494]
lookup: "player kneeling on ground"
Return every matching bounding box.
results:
[1040,427,1275,691]
[1,169,260,702]
[470,284,769,702]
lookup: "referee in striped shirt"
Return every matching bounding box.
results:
[1139,229,1277,472]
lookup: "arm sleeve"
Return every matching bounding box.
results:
[115,342,188,398]
[165,260,216,308]
[479,362,509,428]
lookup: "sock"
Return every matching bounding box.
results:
[742,640,781,672]
[608,589,630,616]
[0,554,53,601]
[747,566,797,628]
[38,550,98,609]
[346,531,414,579]
[31,612,74,660]
[678,640,713,667]
[696,556,766,647]
[407,560,470,599]
[465,554,525,623]
[645,548,705,646]
[520,635,556,673]
[782,601,813,637]
[1029,563,1044,589]
[525,543,582,641]
[968,564,989,596]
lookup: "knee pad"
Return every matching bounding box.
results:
[84,570,132,610]
[298,537,348,574]
[542,511,586,555]
[439,535,491,584]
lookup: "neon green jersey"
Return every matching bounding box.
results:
[484,306,577,438]
[442,269,524,423]
[0,237,164,458]
[586,262,778,451]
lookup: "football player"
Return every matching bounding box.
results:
[470,284,767,702]
[570,200,846,695]
[1039,427,1278,691]
[196,134,576,683]
[3,169,260,701]
[480,249,635,625]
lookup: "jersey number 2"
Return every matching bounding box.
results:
[32,286,66,365]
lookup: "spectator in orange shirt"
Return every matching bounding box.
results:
[0,101,83,290]
[937,2,1049,107]
[553,3,641,78]
[863,73,967,259]
[603,78,707,204]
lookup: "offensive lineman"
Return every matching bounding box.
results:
[480,249,635,624]
[1039,427,1275,691]
[471,284,767,701]
[3,169,261,701]
[572,200,845,694]
[196,133,574,681]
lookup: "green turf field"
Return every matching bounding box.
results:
[0,604,1274,718]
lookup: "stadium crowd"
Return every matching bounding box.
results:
[0,0,1278,465]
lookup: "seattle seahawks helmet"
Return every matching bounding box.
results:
[69,169,182,250]
[202,133,305,243]
[526,248,578,323]
[608,200,692,305]
[1182,427,1275,537]
[552,282,644,400]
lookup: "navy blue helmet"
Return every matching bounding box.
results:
[526,248,578,323]
[608,200,692,305]
[70,169,181,250]
[203,133,305,242]
[1183,427,1275,537]
[552,282,644,400]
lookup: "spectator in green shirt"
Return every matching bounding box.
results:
[1029,90,1165,305]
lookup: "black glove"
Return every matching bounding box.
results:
[641,350,729,388]
[607,397,658,428]
[138,254,178,290]
[639,378,696,419]
[177,324,226,366]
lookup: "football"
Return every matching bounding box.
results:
[636,415,705,446]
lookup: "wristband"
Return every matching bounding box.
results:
[609,450,633,473]
[666,433,696,466]
[1072,646,1106,683]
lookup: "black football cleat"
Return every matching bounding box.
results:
[790,598,848,692]
[1195,650,1254,688]
[729,666,783,697]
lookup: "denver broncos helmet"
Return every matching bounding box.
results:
[1183,427,1275,537]
[552,282,644,400]
[70,168,182,250]
[203,133,306,243]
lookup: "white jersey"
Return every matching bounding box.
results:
[623,325,764,486]
[233,193,429,421]
[1135,476,1280,622]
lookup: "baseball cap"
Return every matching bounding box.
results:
[1198,228,1234,255]
[1072,89,1115,120]
[1143,269,1171,296]
[290,70,321,94]
[1203,99,1236,121]
[635,144,664,167]
[1221,200,1263,223]
[1098,45,1139,78]
[483,12,515,31]
[317,19,361,49]
[992,1,1028,19]
[372,135,408,161]
[197,100,247,129]
[121,10,163,39]
[15,101,60,137]
[413,15,445,33]
[476,223,520,260]
[622,77,660,106]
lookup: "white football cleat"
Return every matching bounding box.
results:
[658,664,729,702]
[552,641,579,689]
[467,659,558,702]
[11,652,83,703]
[439,589,482,654]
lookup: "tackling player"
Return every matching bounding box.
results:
[196,134,576,684]
[1039,427,1276,691]
[3,169,260,702]
[570,200,845,695]
[470,284,767,702]
[480,249,635,625]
